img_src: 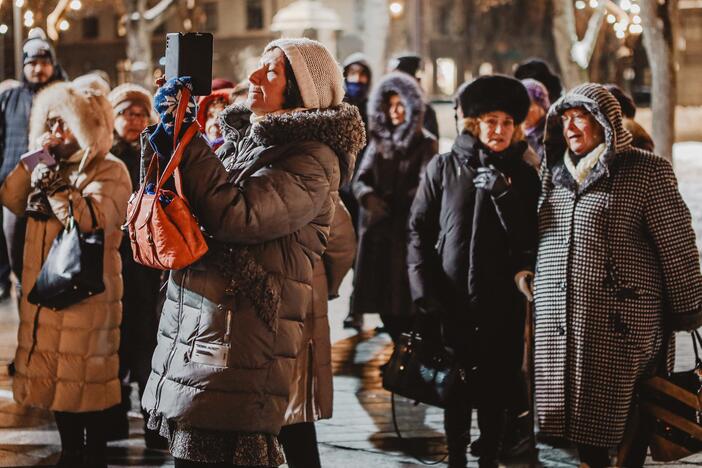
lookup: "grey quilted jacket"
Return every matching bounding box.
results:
[141,103,365,435]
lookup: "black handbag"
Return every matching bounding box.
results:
[633,330,702,462]
[27,196,105,310]
[382,330,466,409]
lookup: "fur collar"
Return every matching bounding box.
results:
[29,82,113,170]
[220,102,365,185]
[367,72,425,153]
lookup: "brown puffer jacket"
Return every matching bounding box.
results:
[0,82,131,412]
[285,199,356,425]
[142,103,365,435]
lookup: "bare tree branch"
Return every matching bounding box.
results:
[129,0,177,22]
[47,0,70,41]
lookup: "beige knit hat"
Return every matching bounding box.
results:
[108,83,153,115]
[264,38,344,110]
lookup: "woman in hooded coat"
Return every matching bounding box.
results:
[140,38,365,468]
[407,75,540,468]
[352,71,437,341]
[0,81,131,467]
[533,83,702,466]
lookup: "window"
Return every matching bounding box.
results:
[203,2,218,32]
[82,16,99,39]
[246,0,264,30]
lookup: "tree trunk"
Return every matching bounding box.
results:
[552,0,587,89]
[640,0,678,162]
[125,0,154,90]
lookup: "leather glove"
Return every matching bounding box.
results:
[363,194,389,224]
[30,163,67,195]
[514,270,534,302]
[473,165,511,196]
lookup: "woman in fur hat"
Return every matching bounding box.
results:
[0,81,131,467]
[531,83,702,467]
[351,71,438,342]
[140,38,365,467]
[407,75,540,468]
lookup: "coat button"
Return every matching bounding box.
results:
[561,236,569,246]
[559,281,567,291]
[557,326,566,336]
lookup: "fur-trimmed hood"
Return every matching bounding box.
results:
[29,81,114,169]
[219,102,366,185]
[367,71,425,152]
[544,82,633,193]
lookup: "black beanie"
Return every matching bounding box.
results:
[389,54,422,77]
[514,58,562,104]
[455,75,531,124]
[603,84,636,119]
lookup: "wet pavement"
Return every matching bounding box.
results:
[0,143,701,467]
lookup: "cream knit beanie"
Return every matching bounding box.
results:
[108,83,153,116]
[264,38,344,110]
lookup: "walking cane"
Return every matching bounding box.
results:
[522,297,538,466]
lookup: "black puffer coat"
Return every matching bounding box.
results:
[407,132,540,397]
[352,72,437,318]
[112,134,162,387]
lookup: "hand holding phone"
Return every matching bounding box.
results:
[21,148,56,172]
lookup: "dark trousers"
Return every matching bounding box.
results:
[444,396,505,467]
[173,459,265,467]
[54,410,107,459]
[2,208,25,290]
[279,422,321,468]
[0,209,10,289]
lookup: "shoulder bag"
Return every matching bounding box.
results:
[125,86,208,270]
[27,196,105,310]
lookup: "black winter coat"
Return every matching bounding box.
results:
[112,134,162,385]
[407,133,540,396]
[0,74,64,184]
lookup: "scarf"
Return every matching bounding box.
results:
[564,143,606,185]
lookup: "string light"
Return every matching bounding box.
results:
[589,0,599,7]
[630,4,640,14]
[629,24,643,34]
[70,0,82,10]
[15,0,25,7]
[59,19,70,31]
[575,0,586,9]
[389,2,404,17]
[620,0,632,10]
[632,15,641,24]
[616,30,626,39]
[607,14,616,23]
[0,24,8,34]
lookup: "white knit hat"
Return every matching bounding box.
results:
[264,38,344,110]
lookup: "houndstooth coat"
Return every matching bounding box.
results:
[533,83,702,448]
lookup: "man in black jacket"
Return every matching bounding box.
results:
[0,28,65,295]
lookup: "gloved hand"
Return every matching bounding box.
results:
[473,165,511,196]
[30,163,67,195]
[514,270,534,302]
[149,76,198,158]
[363,193,389,224]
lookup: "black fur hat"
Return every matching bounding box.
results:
[514,58,562,104]
[456,75,531,124]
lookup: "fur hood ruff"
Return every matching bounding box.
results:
[220,102,366,185]
[368,72,425,153]
[29,82,114,170]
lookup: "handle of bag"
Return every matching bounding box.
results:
[390,392,448,465]
[691,329,702,367]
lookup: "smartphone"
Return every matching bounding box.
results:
[20,148,56,172]
[165,32,214,96]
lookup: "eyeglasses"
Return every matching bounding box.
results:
[46,117,66,132]
[561,112,591,127]
[118,110,149,121]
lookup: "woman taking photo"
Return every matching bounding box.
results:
[532,83,702,467]
[407,75,540,468]
[352,71,437,342]
[0,80,131,467]
[140,38,365,468]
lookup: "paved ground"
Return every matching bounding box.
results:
[0,141,701,467]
